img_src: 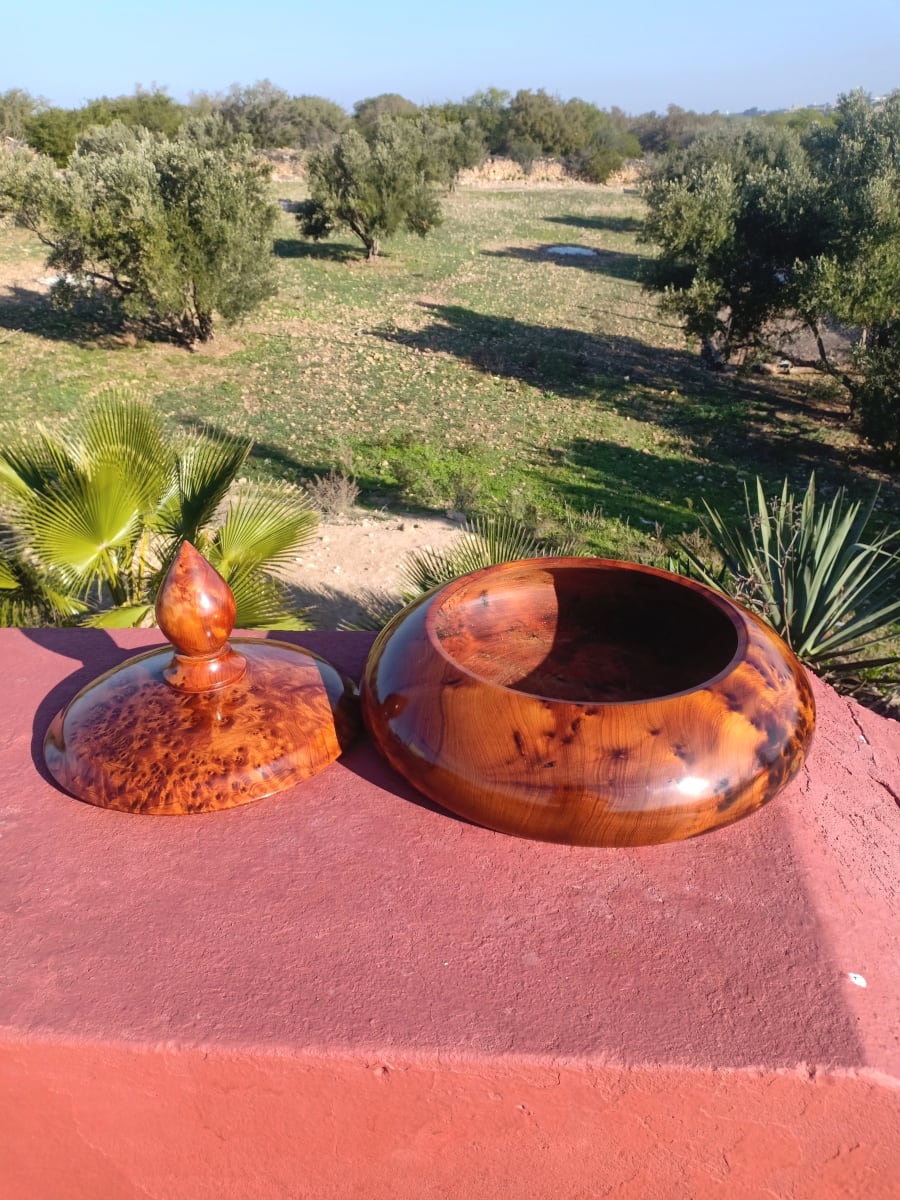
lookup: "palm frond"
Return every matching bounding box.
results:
[0,549,88,626]
[157,431,251,546]
[77,393,172,515]
[338,588,406,632]
[81,603,154,629]
[226,566,314,630]
[209,484,317,577]
[0,430,78,501]
[20,462,145,598]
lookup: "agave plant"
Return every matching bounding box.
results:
[679,473,900,674]
[345,515,580,631]
[0,393,317,628]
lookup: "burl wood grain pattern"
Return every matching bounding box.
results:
[362,558,816,846]
[44,543,359,814]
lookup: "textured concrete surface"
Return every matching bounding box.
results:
[0,627,898,1198]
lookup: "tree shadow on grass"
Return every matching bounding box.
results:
[483,245,647,281]
[273,238,362,263]
[544,213,643,234]
[0,284,169,346]
[373,303,900,510]
[375,302,730,402]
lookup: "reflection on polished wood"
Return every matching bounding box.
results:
[44,543,359,814]
[362,558,815,846]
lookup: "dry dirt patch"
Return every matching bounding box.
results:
[282,511,465,628]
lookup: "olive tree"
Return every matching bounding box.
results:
[0,88,44,140]
[0,116,278,345]
[641,90,900,460]
[297,118,443,259]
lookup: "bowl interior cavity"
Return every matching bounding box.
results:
[432,564,740,703]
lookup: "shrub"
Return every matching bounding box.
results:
[304,469,360,518]
[0,117,278,344]
[0,88,44,141]
[641,91,900,458]
[298,119,443,259]
[22,107,85,165]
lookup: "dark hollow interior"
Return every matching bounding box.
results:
[435,565,741,702]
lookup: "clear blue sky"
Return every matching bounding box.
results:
[3,0,897,114]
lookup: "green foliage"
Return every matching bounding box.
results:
[218,80,299,148]
[299,119,443,258]
[641,124,825,354]
[0,117,278,344]
[761,107,836,137]
[506,89,571,156]
[81,87,187,138]
[679,474,900,674]
[401,515,576,594]
[0,88,44,141]
[566,118,641,184]
[416,110,486,183]
[853,339,900,462]
[291,96,349,148]
[451,89,511,154]
[0,394,317,628]
[642,91,900,456]
[629,104,734,156]
[213,80,348,149]
[353,93,418,136]
[445,89,640,180]
[23,107,85,165]
[22,88,187,165]
[506,136,542,175]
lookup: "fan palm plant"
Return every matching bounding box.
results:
[0,393,317,628]
[679,473,900,675]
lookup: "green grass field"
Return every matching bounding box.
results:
[1,182,897,566]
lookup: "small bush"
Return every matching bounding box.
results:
[305,469,360,518]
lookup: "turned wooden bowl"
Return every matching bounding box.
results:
[361,558,815,846]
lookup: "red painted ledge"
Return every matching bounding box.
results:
[1,628,898,1199]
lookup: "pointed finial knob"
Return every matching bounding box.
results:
[155,542,247,692]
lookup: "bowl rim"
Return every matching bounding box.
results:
[422,556,752,708]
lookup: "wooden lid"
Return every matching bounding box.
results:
[44,543,359,814]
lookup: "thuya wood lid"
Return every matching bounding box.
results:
[44,542,359,814]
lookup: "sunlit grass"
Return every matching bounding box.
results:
[0,183,897,573]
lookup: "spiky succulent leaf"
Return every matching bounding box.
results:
[680,473,900,673]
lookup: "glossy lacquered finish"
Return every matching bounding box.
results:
[361,558,816,846]
[44,543,359,814]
